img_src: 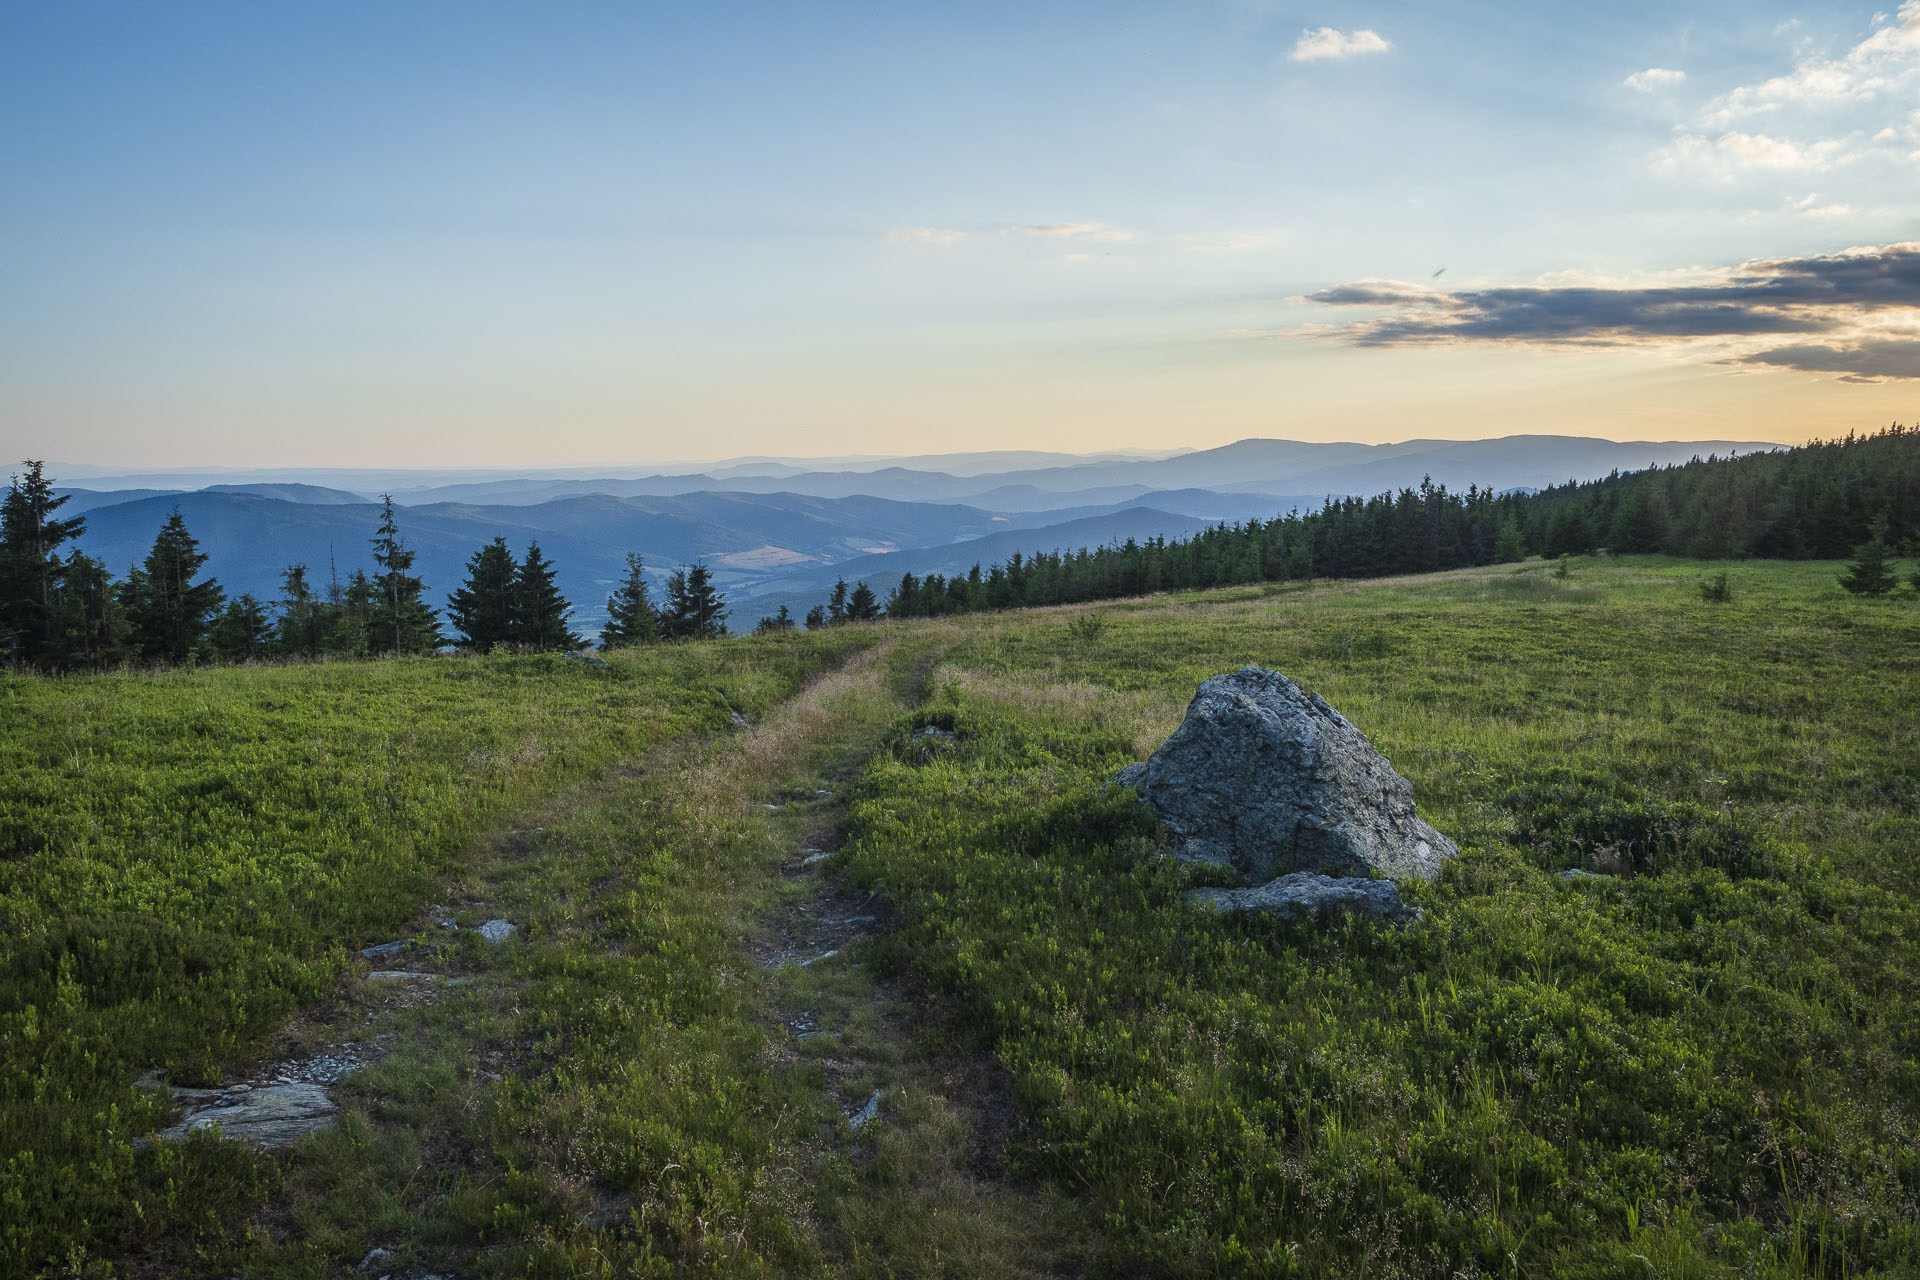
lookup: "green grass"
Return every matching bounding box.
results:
[0,632,881,1275]
[841,558,1920,1276]
[6,556,1918,1277]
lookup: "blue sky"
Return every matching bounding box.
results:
[3,1,1915,466]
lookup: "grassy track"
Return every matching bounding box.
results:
[0,634,882,1275]
[6,555,1917,1276]
[843,556,1920,1276]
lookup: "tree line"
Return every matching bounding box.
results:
[7,426,1914,669]
[865,423,1919,620]
[0,466,732,672]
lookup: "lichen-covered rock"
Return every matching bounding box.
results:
[1186,872,1418,924]
[153,1082,337,1148]
[1121,666,1456,884]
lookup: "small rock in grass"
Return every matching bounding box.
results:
[358,1247,394,1272]
[799,949,839,967]
[360,939,409,960]
[367,970,436,982]
[914,725,956,741]
[848,1090,881,1130]
[1186,872,1419,926]
[730,710,750,729]
[154,1082,337,1148]
[474,919,517,945]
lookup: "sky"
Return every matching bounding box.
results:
[2,1,1916,468]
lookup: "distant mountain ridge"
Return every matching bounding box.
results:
[50,434,1779,634]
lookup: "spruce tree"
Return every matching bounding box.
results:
[1839,515,1898,596]
[511,541,580,650]
[0,461,88,666]
[210,594,272,662]
[367,495,443,654]
[326,569,374,656]
[755,604,795,634]
[273,564,327,657]
[447,537,519,651]
[1492,515,1527,563]
[1607,483,1673,554]
[55,551,124,670]
[600,552,659,648]
[661,562,727,640]
[827,578,849,624]
[846,580,880,621]
[125,508,225,665]
[804,604,827,631]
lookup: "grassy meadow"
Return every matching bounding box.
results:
[845,557,1920,1276]
[2,555,1916,1277]
[0,631,884,1274]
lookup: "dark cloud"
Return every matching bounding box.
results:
[1308,243,1920,380]
[1735,338,1920,381]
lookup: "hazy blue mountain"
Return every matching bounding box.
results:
[200,482,371,504]
[732,507,1222,627]
[51,435,1780,637]
[54,488,186,513]
[69,489,1025,635]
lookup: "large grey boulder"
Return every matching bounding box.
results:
[1187,872,1419,925]
[1122,666,1456,885]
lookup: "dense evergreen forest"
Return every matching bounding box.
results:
[876,424,1919,618]
[3,426,1914,672]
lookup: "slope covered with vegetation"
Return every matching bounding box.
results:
[2,554,1915,1277]
[847,557,1920,1275]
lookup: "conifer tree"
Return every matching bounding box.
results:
[56,551,124,669]
[1492,515,1527,563]
[447,537,520,651]
[0,461,88,666]
[124,508,225,665]
[827,578,849,624]
[1839,515,1898,596]
[273,564,328,657]
[511,541,580,650]
[326,569,373,656]
[846,580,881,620]
[210,594,273,662]
[367,495,442,654]
[1607,483,1673,554]
[755,604,795,633]
[661,562,727,639]
[804,604,827,631]
[600,552,659,648]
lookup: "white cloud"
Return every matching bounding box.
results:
[1625,67,1687,92]
[885,227,967,246]
[1289,27,1391,62]
[1011,222,1135,243]
[1655,130,1848,177]
[1708,0,1920,122]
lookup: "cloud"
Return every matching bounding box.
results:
[1708,0,1920,121]
[1735,337,1920,378]
[1289,27,1391,62]
[885,227,967,246]
[1011,222,1135,243]
[1654,129,1849,177]
[1302,242,1920,380]
[1625,67,1687,92]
